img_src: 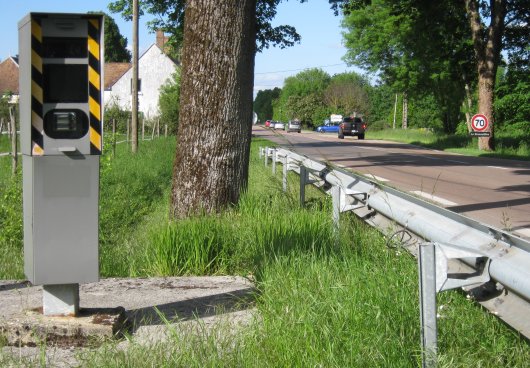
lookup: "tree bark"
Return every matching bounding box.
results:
[465,0,506,151]
[170,0,256,219]
[402,93,408,129]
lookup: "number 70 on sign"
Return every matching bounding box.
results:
[471,114,489,131]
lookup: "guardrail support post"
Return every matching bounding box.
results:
[332,185,341,232]
[272,149,277,175]
[282,156,288,192]
[300,166,307,208]
[418,243,438,368]
[264,147,269,167]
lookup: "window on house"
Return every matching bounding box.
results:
[130,78,142,94]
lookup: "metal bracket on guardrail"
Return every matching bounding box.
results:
[300,165,324,208]
[418,242,491,368]
[331,185,368,230]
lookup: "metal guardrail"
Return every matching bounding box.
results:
[260,146,530,340]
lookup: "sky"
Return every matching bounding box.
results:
[0,0,363,98]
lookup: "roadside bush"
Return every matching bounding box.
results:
[0,172,23,279]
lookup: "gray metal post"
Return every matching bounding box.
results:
[282,156,288,192]
[332,185,340,232]
[272,149,277,175]
[300,166,307,208]
[43,284,79,316]
[419,243,438,368]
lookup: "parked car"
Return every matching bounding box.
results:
[273,121,285,130]
[286,120,301,133]
[316,122,340,133]
[338,116,366,139]
[265,120,273,127]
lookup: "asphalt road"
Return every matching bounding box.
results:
[253,125,530,240]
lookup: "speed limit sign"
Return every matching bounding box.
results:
[471,114,489,131]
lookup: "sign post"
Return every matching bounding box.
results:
[470,114,490,137]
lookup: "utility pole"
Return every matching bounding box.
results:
[131,0,139,153]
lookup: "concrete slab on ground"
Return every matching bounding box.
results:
[0,276,255,366]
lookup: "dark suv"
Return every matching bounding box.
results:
[338,117,366,140]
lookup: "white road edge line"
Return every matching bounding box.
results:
[514,228,530,238]
[410,191,457,206]
[364,174,389,182]
[488,166,510,170]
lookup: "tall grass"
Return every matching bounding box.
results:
[80,137,528,367]
[1,137,528,367]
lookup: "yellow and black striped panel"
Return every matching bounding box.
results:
[31,18,44,156]
[88,18,102,155]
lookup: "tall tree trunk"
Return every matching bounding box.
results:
[462,72,474,132]
[402,93,408,129]
[170,0,256,219]
[131,0,139,153]
[465,0,506,151]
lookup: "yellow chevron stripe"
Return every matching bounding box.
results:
[31,20,42,41]
[89,96,101,120]
[89,66,100,90]
[32,144,44,156]
[31,50,42,73]
[31,111,43,129]
[89,18,99,29]
[31,80,43,103]
[88,37,100,60]
[89,127,101,150]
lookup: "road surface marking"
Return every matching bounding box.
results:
[358,146,384,152]
[488,166,510,170]
[410,191,457,206]
[514,228,530,239]
[365,174,389,182]
[445,159,468,164]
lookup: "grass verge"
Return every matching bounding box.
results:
[367,128,530,160]
[1,137,528,367]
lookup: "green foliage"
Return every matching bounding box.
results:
[324,72,371,118]
[274,68,331,126]
[495,67,530,128]
[0,172,23,279]
[98,138,176,277]
[253,87,281,122]
[341,0,472,133]
[104,104,131,134]
[107,0,351,53]
[158,70,181,135]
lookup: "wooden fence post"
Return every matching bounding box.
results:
[112,118,116,157]
[126,118,130,145]
[9,106,18,175]
[164,124,168,137]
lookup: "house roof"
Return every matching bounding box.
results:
[0,57,20,95]
[104,62,131,90]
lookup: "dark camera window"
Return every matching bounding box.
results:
[43,37,88,58]
[43,64,88,103]
[44,109,89,139]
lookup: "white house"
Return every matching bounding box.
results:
[104,34,178,119]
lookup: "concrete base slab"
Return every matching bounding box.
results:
[1,307,126,347]
[0,276,255,354]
